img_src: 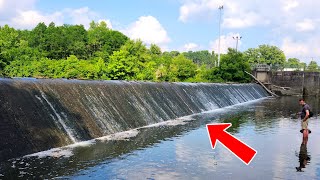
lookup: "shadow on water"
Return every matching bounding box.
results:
[295,141,311,172]
[0,80,91,162]
[220,113,250,133]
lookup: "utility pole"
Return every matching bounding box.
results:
[218,5,223,67]
[233,36,242,52]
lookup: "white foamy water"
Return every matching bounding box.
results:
[199,97,270,115]
[25,148,74,159]
[22,117,191,159]
[24,141,96,159]
[97,129,140,142]
[24,129,140,159]
[144,116,196,128]
[67,140,96,148]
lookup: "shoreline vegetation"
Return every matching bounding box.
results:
[0,21,311,83]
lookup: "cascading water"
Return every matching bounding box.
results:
[0,78,269,161]
[36,91,78,143]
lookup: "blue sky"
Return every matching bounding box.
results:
[0,0,319,63]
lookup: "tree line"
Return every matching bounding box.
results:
[0,21,317,83]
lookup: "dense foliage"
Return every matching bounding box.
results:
[244,45,286,66]
[1,21,309,83]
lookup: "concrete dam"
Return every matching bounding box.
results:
[0,78,269,161]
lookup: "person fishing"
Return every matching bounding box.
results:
[299,98,311,143]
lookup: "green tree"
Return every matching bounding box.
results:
[154,55,172,81]
[243,48,259,64]
[163,51,180,57]
[5,40,41,62]
[182,50,216,68]
[244,44,286,66]
[285,58,306,70]
[168,54,197,82]
[149,44,162,56]
[29,22,47,53]
[1,21,269,83]
[0,25,19,69]
[87,21,128,60]
[189,65,212,82]
[103,30,128,57]
[43,22,67,59]
[213,48,250,82]
[259,45,286,65]
[107,40,151,80]
[63,24,88,59]
[88,21,109,55]
[307,61,319,72]
[286,58,300,68]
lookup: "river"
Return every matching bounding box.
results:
[1,96,320,179]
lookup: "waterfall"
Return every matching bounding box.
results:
[36,91,78,143]
[0,78,269,161]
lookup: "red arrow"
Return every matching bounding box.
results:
[206,123,257,165]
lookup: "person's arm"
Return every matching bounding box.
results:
[303,110,310,121]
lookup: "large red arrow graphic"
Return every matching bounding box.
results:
[206,123,257,165]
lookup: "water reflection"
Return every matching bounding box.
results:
[0,125,201,179]
[296,142,311,172]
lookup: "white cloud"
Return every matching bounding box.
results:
[0,0,4,10]
[210,33,242,54]
[282,0,299,12]
[296,19,316,32]
[179,0,223,23]
[0,0,36,23]
[178,0,320,61]
[281,37,320,63]
[123,16,171,47]
[178,0,267,28]
[66,7,101,29]
[11,10,64,29]
[0,0,108,29]
[0,0,35,12]
[178,0,318,30]
[182,43,201,51]
[0,2,112,30]
[281,38,309,57]
[223,12,265,29]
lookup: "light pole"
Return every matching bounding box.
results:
[218,5,223,67]
[233,36,242,52]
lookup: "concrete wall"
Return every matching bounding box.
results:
[0,78,269,161]
[256,72,270,83]
[271,71,320,95]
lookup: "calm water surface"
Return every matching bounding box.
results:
[1,96,320,179]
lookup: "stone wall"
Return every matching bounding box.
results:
[270,71,320,96]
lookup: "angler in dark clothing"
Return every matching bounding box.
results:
[299,98,311,143]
